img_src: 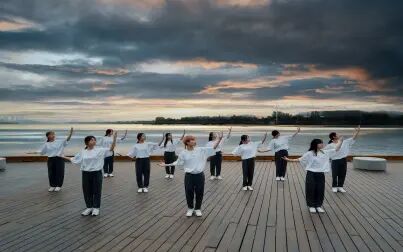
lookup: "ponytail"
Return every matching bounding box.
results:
[239,135,248,145]
[45,131,54,142]
[328,132,337,144]
[84,136,96,149]
[137,133,144,143]
[105,129,113,136]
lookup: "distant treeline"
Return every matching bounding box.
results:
[152,111,403,126]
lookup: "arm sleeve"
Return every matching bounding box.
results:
[148,142,159,152]
[201,147,216,158]
[71,151,83,164]
[39,144,47,155]
[298,152,311,168]
[232,146,242,156]
[172,151,185,166]
[101,148,113,158]
[62,139,69,147]
[323,149,337,158]
[323,143,335,150]
[173,139,181,146]
[268,140,274,151]
[346,138,355,147]
[127,146,136,158]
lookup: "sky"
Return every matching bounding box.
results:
[0,0,402,122]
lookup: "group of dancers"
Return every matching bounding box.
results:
[29,125,360,216]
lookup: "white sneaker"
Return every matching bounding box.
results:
[210,176,216,180]
[109,173,114,177]
[165,174,170,179]
[103,173,108,178]
[54,187,61,192]
[143,188,149,193]
[169,175,174,179]
[332,188,338,193]
[195,210,202,217]
[217,176,223,180]
[275,177,281,181]
[309,207,317,213]
[137,188,143,193]
[186,209,194,217]
[81,208,92,216]
[247,186,254,191]
[242,186,248,191]
[338,187,346,193]
[91,208,100,216]
[316,207,325,213]
[48,187,55,192]
[280,177,285,181]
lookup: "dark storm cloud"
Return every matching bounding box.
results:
[0,0,402,102]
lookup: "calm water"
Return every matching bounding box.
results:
[0,124,402,156]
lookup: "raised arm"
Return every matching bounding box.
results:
[352,125,360,140]
[226,127,232,139]
[121,130,128,141]
[159,133,165,146]
[213,132,224,149]
[291,127,301,138]
[66,127,74,141]
[334,136,344,151]
[180,129,186,140]
[110,131,118,151]
[261,131,268,144]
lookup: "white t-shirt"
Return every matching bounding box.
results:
[268,135,292,153]
[160,139,181,152]
[173,147,216,174]
[98,136,123,157]
[127,142,159,158]
[324,138,355,160]
[71,147,113,172]
[39,139,68,157]
[205,138,225,153]
[298,149,337,173]
[232,141,261,160]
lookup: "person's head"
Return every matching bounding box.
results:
[328,132,338,144]
[164,132,173,147]
[84,136,97,149]
[183,135,196,149]
[208,132,217,141]
[105,129,113,136]
[239,135,250,145]
[137,133,146,143]
[272,130,280,138]
[308,139,324,155]
[45,131,55,142]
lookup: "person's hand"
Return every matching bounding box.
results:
[113,131,118,139]
[282,156,289,161]
[158,162,166,167]
[219,131,224,140]
[297,127,301,132]
[356,125,360,131]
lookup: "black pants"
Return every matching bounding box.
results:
[275,149,288,177]
[135,158,150,188]
[184,172,205,210]
[103,155,114,174]
[164,152,176,175]
[331,158,347,187]
[47,157,65,187]
[242,158,255,186]
[82,170,103,208]
[305,171,325,208]
[210,151,222,176]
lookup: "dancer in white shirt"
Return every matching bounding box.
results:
[232,132,268,191]
[63,132,117,216]
[128,133,163,193]
[326,126,360,193]
[160,130,186,179]
[98,129,127,178]
[206,127,232,180]
[27,127,74,192]
[261,128,300,181]
[283,138,343,213]
[159,133,224,217]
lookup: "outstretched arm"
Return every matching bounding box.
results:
[121,130,128,141]
[159,133,165,146]
[261,131,268,144]
[110,131,118,151]
[226,127,232,139]
[213,132,224,149]
[291,127,301,138]
[334,136,344,151]
[282,156,299,162]
[66,127,74,141]
[62,156,72,162]
[352,125,360,140]
[180,129,186,140]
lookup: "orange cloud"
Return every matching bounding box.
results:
[0,19,38,31]
[174,58,257,70]
[216,0,270,7]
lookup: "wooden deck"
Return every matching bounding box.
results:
[0,161,402,252]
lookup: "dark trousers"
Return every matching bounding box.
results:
[103,155,114,174]
[331,158,347,187]
[82,170,103,208]
[305,171,325,208]
[184,172,205,210]
[210,151,222,176]
[242,158,255,186]
[275,149,288,177]
[135,158,150,188]
[164,152,176,175]
[47,157,65,187]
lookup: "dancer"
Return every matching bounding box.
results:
[63,132,117,216]
[283,137,343,213]
[326,125,360,193]
[261,127,300,181]
[27,127,74,192]
[160,129,186,179]
[232,132,268,191]
[159,133,224,217]
[127,133,163,193]
[98,129,128,178]
[206,127,232,180]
